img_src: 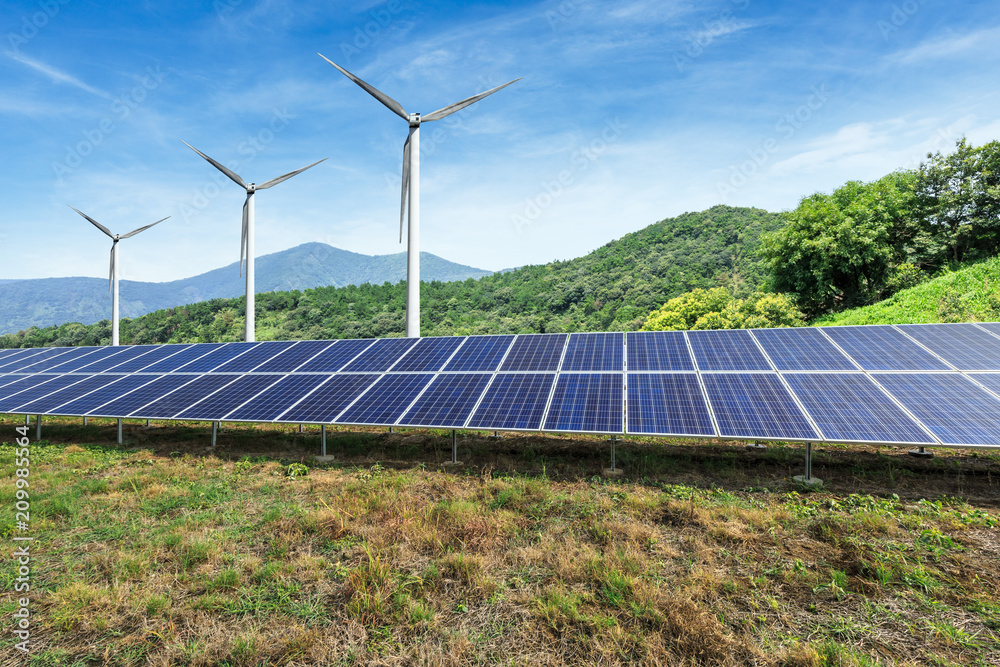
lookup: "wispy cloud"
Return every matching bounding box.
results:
[887,25,1000,65]
[6,51,112,100]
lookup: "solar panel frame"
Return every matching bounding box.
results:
[976,322,1000,338]
[442,335,515,372]
[820,325,952,371]
[688,330,773,371]
[625,372,717,437]
[969,373,1000,400]
[335,373,435,426]
[626,331,696,371]
[896,324,1000,371]
[276,374,380,424]
[702,372,820,441]
[783,372,937,445]
[542,373,624,434]
[750,328,858,371]
[466,373,557,431]
[398,373,494,428]
[389,336,467,372]
[499,334,568,372]
[561,333,624,372]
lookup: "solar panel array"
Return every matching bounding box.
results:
[3,323,1000,447]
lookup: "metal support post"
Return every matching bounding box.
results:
[452,429,458,464]
[117,418,123,445]
[35,415,41,440]
[83,416,88,426]
[604,436,623,476]
[24,414,29,425]
[793,442,822,487]
[146,419,150,427]
[212,421,218,447]
[908,446,933,458]
[298,423,303,433]
[321,425,327,457]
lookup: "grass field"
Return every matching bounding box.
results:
[2,417,1000,666]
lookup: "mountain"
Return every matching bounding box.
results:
[1,206,786,347]
[0,243,492,335]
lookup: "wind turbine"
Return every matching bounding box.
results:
[69,206,168,346]
[319,54,519,338]
[182,141,326,342]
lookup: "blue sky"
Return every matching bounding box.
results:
[2,0,999,282]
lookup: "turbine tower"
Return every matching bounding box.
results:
[69,206,168,346]
[182,142,326,342]
[319,54,519,338]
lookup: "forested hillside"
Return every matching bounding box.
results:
[0,206,782,347]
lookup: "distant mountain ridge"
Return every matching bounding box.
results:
[0,243,492,334]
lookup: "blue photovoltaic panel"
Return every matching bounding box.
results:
[173,343,258,373]
[17,347,104,373]
[390,336,466,372]
[467,373,556,431]
[0,375,60,402]
[86,375,192,416]
[175,374,285,420]
[897,324,1000,371]
[971,374,1000,399]
[0,375,88,411]
[499,334,567,372]
[129,374,239,419]
[294,339,375,373]
[784,373,934,444]
[702,373,819,440]
[443,335,514,372]
[107,345,191,373]
[543,373,623,433]
[336,373,434,425]
[561,333,623,371]
[0,348,75,372]
[751,328,857,371]
[820,326,950,371]
[341,338,420,373]
[626,373,716,437]
[688,330,772,371]
[211,341,298,373]
[0,375,27,391]
[48,347,130,373]
[15,375,122,415]
[0,349,49,371]
[626,331,695,371]
[224,374,331,422]
[978,322,1000,337]
[140,343,226,373]
[398,373,492,428]
[872,373,1000,446]
[75,346,157,373]
[278,374,379,423]
[252,340,334,372]
[0,349,22,361]
[49,375,157,415]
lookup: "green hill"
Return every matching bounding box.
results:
[1,206,784,347]
[811,255,1000,326]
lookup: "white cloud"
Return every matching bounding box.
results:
[6,52,111,100]
[887,25,1000,65]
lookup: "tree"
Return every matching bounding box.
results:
[642,288,804,330]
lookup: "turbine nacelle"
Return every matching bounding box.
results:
[408,112,421,128]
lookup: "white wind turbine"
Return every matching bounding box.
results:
[182,141,326,342]
[319,54,519,338]
[70,206,168,346]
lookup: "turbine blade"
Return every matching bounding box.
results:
[422,77,521,122]
[399,134,410,244]
[119,216,169,239]
[318,53,408,120]
[69,205,114,239]
[182,140,246,188]
[256,158,328,190]
[240,194,249,277]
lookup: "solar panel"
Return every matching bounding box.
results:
[107,344,192,373]
[140,343,227,373]
[252,340,335,372]
[47,375,158,416]
[467,373,556,430]
[783,373,935,444]
[277,374,379,423]
[224,374,331,422]
[128,374,240,419]
[872,373,1000,446]
[172,343,258,373]
[499,334,567,371]
[77,346,162,373]
[0,349,49,371]
[978,323,1000,337]
[14,375,122,415]
[86,375,192,417]
[897,324,1000,371]
[0,375,90,412]
[560,333,623,371]
[0,348,76,372]
[46,347,128,373]
[751,328,857,371]
[0,375,63,402]
[175,374,286,421]
[626,373,716,437]
[702,373,819,441]
[211,341,299,373]
[626,331,695,371]
[390,336,466,372]
[543,373,623,433]
[294,339,376,373]
[16,347,104,373]
[970,373,1000,399]
[688,330,772,371]
[0,374,27,391]
[820,326,950,371]
[398,373,493,428]
[341,338,420,373]
[442,335,514,372]
[335,373,434,425]
[0,349,23,361]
